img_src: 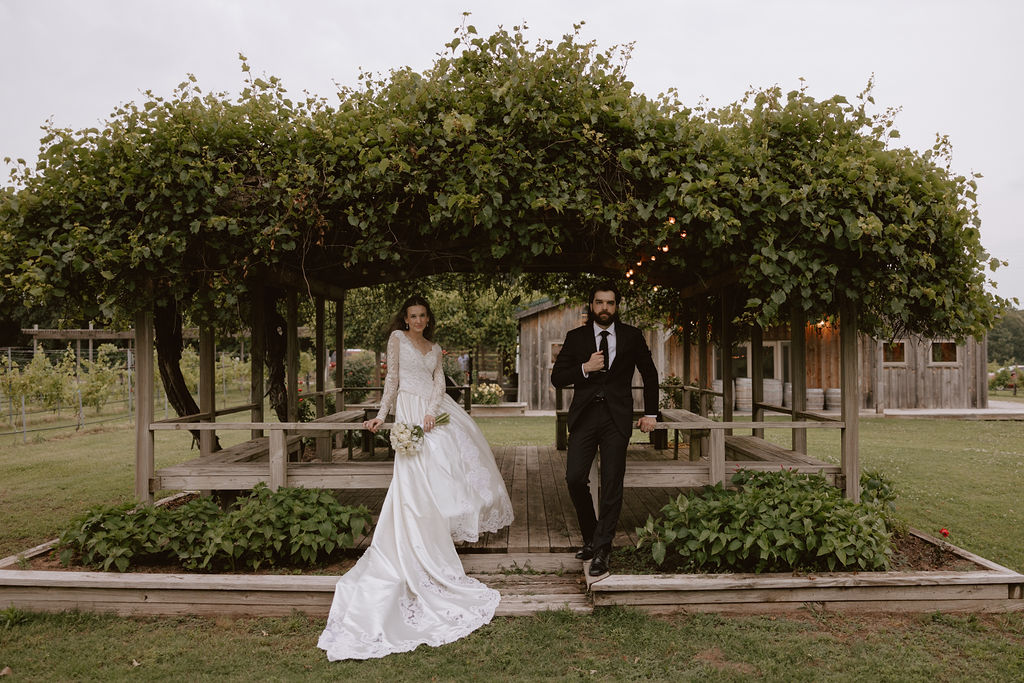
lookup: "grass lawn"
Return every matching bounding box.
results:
[2,607,1022,681]
[2,413,1024,680]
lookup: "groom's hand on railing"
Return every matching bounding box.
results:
[636,416,657,433]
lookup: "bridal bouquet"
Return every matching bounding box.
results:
[390,413,450,457]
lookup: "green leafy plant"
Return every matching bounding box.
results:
[55,486,372,572]
[1,605,30,630]
[636,469,893,573]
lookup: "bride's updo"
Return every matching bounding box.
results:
[388,295,436,341]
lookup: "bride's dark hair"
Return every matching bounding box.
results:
[388,295,436,341]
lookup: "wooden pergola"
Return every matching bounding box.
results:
[131,263,862,505]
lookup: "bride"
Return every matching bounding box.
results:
[318,295,515,660]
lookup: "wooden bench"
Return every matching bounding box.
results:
[724,434,841,484]
[307,409,365,460]
[185,435,304,466]
[659,408,716,460]
[156,461,395,491]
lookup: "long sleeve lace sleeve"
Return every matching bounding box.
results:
[427,345,446,416]
[375,331,401,421]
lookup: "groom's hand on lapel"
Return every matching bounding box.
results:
[583,351,605,374]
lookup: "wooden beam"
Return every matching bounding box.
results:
[875,339,885,414]
[269,429,287,491]
[720,292,734,433]
[250,283,265,439]
[790,309,807,454]
[666,268,742,301]
[286,290,299,424]
[198,326,216,458]
[265,265,350,302]
[335,295,346,453]
[695,302,709,460]
[134,309,155,504]
[315,296,331,460]
[840,300,860,501]
[751,323,764,438]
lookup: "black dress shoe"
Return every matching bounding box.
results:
[589,546,611,576]
[574,543,594,561]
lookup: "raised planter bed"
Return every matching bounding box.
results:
[586,530,1024,614]
[3,528,1021,618]
[470,402,527,416]
[0,551,587,618]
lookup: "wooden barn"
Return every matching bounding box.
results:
[516,301,989,412]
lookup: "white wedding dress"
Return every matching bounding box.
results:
[318,330,514,661]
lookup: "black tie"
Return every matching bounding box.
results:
[599,330,610,372]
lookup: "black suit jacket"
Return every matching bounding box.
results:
[551,321,660,437]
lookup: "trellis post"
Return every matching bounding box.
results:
[134,308,155,503]
[790,308,807,454]
[840,299,861,501]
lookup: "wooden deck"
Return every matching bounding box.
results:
[333,441,838,555]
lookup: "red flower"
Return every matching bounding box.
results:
[940,528,950,537]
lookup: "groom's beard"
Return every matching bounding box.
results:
[593,311,614,325]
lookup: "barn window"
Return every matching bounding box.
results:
[882,341,906,364]
[930,342,958,364]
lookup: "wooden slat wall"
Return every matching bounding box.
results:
[518,304,586,411]
[519,305,988,412]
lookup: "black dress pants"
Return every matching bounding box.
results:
[565,401,629,551]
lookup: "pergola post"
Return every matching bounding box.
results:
[840,300,861,501]
[134,309,155,504]
[339,292,352,409]
[751,322,764,438]
[199,326,216,457]
[286,291,299,424]
[720,292,734,434]
[875,339,885,414]
[697,301,709,418]
[695,301,709,461]
[790,308,807,454]
[315,296,332,460]
[250,284,265,439]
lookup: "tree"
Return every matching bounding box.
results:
[988,309,1024,364]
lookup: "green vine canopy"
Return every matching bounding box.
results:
[0,23,1009,339]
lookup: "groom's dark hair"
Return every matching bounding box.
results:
[585,282,622,325]
[588,282,621,306]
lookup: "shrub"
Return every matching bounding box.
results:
[56,486,373,572]
[636,469,893,573]
[659,374,685,409]
[79,344,122,412]
[337,352,375,404]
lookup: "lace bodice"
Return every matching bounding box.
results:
[375,330,446,421]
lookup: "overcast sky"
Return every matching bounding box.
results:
[2,1,1021,302]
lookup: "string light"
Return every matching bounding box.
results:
[668,217,676,224]
[661,245,669,252]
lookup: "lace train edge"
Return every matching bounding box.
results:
[318,588,500,661]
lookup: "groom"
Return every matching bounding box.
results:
[551,283,659,576]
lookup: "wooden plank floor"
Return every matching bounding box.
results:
[335,443,692,554]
